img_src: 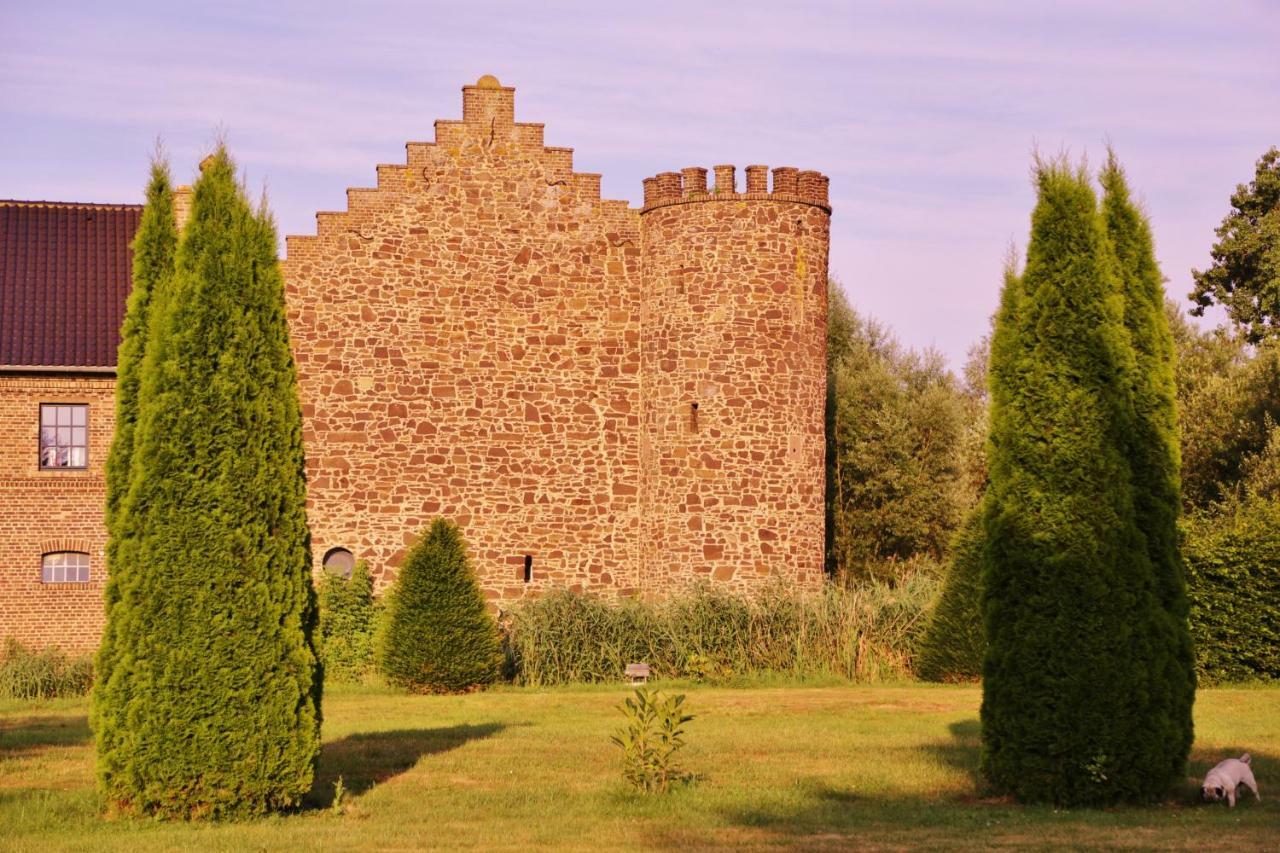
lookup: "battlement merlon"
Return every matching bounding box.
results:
[641,164,830,213]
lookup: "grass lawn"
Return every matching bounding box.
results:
[1,682,1275,850]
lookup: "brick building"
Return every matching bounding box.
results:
[1,200,138,649]
[1,77,830,651]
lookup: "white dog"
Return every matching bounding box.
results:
[1201,753,1261,807]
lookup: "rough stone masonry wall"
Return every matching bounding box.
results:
[0,375,114,651]
[285,79,831,601]
[284,79,645,601]
[639,166,830,592]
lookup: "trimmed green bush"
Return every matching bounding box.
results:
[1,639,94,700]
[981,160,1182,805]
[916,508,985,683]
[1182,501,1280,683]
[91,148,321,819]
[505,575,936,686]
[380,519,502,693]
[318,560,378,683]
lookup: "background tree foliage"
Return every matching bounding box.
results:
[1170,305,1280,510]
[1190,147,1280,343]
[92,149,321,819]
[825,281,982,581]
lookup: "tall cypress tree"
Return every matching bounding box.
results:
[980,160,1173,805]
[92,149,320,818]
[1100,152,1196,781]
[92,158,177,768]
[105,156,177,535]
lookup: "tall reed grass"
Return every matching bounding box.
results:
[504,574,937,686]
[0,639,94,700]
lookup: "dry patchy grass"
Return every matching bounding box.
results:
[0,684,1275,850]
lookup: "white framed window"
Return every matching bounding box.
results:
[39,404,88,469]
[42,551,90,583]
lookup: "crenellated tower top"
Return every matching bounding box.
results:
[641,164,830,213]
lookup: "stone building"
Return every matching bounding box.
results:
[0,77,830,650]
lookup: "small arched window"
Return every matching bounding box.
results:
[42,551,90,583]
[323,547,355,578]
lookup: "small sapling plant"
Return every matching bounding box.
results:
[610,687,695,793]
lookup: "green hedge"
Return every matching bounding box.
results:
[1182,499,1280,684]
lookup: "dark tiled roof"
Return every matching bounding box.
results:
[1,199,142,368]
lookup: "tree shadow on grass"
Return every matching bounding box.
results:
[926,717,983,789]
[0,715,91,759]
[306,722,506,809]
[686,721,1277,849]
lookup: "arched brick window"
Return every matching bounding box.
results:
[42,551,90,583]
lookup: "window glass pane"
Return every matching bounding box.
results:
[39,406,88,467]
[42,552,90,583]
[323,548,355,578]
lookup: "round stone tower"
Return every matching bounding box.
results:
[639,164,830,592]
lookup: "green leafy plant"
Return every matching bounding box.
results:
[610,688,694,793]
[331,776,347,816]
[682,652,726,683]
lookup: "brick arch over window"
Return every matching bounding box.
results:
[39,538,94,556]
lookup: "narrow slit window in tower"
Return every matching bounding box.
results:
[523,555,533,583]
[690,402,699,433]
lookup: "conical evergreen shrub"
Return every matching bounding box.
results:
[94,158,177,735]
[92,148,321,819]
[980,159,1177,805]
[916,506,986,682]
[1100,152,1196,782]
[380,519,502,693]
[917,259,1020,683]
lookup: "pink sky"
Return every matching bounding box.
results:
[2,1,1277,367]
